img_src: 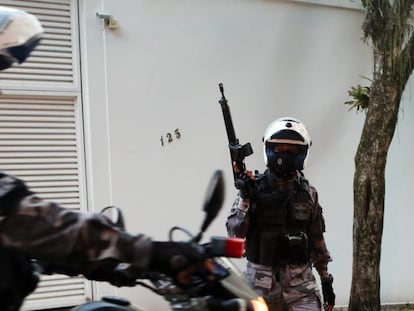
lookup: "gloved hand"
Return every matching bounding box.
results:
[232,162,256,200]
[150,241,201,286]
[321,274,335,311]
[235,171,257,200]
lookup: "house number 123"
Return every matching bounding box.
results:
[160,128,181,146]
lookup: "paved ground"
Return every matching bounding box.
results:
[38,303,414,310]
[335,305,414,311]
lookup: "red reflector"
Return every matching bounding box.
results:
[225,237,244,258]
[210,237,245,257]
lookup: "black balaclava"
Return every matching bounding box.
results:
[265,130,308,178]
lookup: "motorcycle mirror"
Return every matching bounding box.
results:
[100,206,126,231]
[199,170,225,235]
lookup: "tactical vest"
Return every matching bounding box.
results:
[245,172,314,266]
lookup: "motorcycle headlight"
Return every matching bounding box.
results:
[249,297,268,311]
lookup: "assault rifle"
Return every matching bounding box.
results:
[218,83,254,192]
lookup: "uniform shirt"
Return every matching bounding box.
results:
[0,172,152,283]
[226,170,332,280]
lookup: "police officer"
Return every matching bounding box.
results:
[0,7,200,310]
[226,117,335,311]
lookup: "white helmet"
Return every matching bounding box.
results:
[263,117,312,176]
[0,6,43,70]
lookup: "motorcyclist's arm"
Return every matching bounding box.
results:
[0,173,152,275]
[225,194,250,238]
[0,172,209,288]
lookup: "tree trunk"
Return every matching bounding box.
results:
[348,74,400,311]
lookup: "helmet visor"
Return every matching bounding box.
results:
[0,54,14,70]
[7,33,42,63]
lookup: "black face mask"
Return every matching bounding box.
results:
[269,151,297,178]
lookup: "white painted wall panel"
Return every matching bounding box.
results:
[79,0,414,309]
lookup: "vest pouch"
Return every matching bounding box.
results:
[278,232,309,265]
[257,231,281,266]
[288,190,312,226]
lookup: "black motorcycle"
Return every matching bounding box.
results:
[71,170,268,311]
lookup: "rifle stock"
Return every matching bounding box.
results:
[218,83,253,189]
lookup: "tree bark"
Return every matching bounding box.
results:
[349,75,400,311]
[349,2,414,309]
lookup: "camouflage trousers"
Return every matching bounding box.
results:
[244,262,323,311]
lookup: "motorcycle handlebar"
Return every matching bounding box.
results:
[111,236,244,287]
[204,237,244,258]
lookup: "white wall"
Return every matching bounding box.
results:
[79,0,414,309]
[382,79,414,304]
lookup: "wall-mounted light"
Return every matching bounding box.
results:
[96,12,118,30]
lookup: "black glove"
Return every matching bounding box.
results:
[150,241,201,282]
[321,274,335,307]
[235,173,255,199]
